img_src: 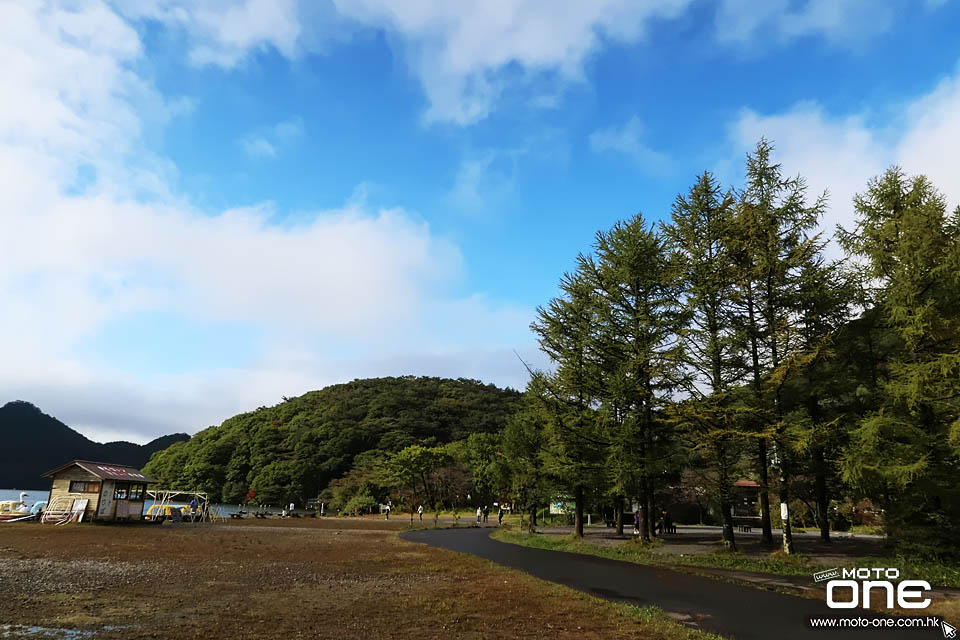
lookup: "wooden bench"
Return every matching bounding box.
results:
[734,516,760,533]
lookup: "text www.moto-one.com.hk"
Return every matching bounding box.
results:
[807,615,945,631]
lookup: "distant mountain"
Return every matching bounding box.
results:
[0,400,190,488]
[144,376,522,504]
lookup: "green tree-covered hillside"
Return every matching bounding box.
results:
[144,376,521,505]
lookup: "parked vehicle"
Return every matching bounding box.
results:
[144,504,185,522]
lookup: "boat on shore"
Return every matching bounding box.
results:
[0,492,33,521]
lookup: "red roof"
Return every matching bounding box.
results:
[41,460,158,483]
[733,479,760,488]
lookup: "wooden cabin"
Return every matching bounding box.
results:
[41,460,157,523]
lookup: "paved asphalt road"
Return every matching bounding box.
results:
[401,527,940,640]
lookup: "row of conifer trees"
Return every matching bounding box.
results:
[506,139,960,556]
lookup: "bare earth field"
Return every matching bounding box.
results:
[0,518,704,640]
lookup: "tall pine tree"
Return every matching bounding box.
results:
[839,168,960,555]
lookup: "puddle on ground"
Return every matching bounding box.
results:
[0,625,119,638]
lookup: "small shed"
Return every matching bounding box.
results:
[732,478,761,517]
[41,460,158,523]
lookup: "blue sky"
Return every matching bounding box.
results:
[3,0,960,442]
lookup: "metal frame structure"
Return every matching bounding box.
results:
[146,489,225,523]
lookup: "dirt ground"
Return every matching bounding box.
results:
[0,517,698,640]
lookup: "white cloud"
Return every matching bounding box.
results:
[240,136,276,158]
[445,150,520,215]
[727,65,960,245]
[716,0,897,46]
[239,116,305,159]
[589,115,668,172]
[113,1,944,127]
[118,0,303,68]
[1,1,535,442]
[330,0,693,125]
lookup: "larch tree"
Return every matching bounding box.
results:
[501,382,554,530]
[531,266,608,538]
[586,214,686,541]
[838,168,960,555]
[663,171,745,549]
[730,139,826,552]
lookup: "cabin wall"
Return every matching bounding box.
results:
[97,480,116,520]
[49,468,101,521]
[96,480,147,521]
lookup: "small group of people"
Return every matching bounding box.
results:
[476,505,506,525]
[632,510,674,536]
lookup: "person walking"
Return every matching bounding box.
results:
[384,503,391,520]
[497,506,504,525]
[417,504,424,521]
[476,506,482,523]
[633,510,640,536]
[482,505,489,523]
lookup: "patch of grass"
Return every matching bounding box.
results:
[493,530,960,589]
[848,524,886,536]
[857,556,960,588]
[493,529,817,578]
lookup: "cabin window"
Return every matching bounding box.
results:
[129,484,145,501]
[114,483,130,500]
[69,481,101,493]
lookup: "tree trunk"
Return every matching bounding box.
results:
[717,441,737,550]
[647,485,657,538]
[758,439,773,543]
[780,495,795,554]
[720,494,737,550]
[638,481,650,542]
[574,485,584,538]
[747,292,774,545]
[780,450,795,554]
[615,497,624,536]
[814,447,830,542]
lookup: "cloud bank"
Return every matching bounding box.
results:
[0,1,533,442]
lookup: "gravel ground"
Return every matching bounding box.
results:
[0,518,695,640]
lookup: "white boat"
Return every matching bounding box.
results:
[0,492,33,521]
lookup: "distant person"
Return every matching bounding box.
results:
[664,511,674,534]
[476,506,482,523]
[633,510,640,536]
[497,506,504,525]
[483,505,489,523]
[384,504,391,520]
[417,505,424,521]
[189,497,199,518]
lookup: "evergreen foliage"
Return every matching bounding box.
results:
[143,376,520,505]
[838,169,960,554]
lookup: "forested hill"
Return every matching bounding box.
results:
[0,401,190,488]
[143,376,522,504]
